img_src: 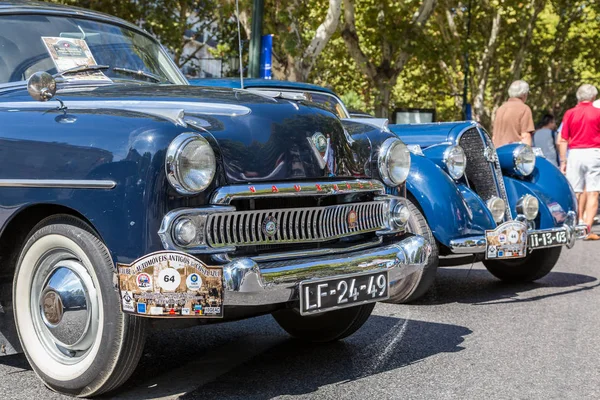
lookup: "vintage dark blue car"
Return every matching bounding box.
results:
[0,2,431,396]
[192,78,588,302]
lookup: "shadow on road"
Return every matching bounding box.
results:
[175,315,471,399]
[414,267,599,306]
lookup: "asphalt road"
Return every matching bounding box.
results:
[2,240,600,400]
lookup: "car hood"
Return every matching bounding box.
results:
[0,84,371,183]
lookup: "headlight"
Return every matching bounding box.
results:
[513,144,536,176]
[443,145,467,180]
[487,196,506,223]
[378,138,410,186]
[517,194,539,220]
[166,133,216,194]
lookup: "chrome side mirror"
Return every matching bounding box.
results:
[27,71,57,102]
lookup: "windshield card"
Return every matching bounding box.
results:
[117,251,224,318]
[41,37,111,81]
[485,221,527,259]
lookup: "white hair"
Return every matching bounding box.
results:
[508,80,530,98]
[576,84,598,102]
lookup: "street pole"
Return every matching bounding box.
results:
[462,0,472,120]
[249,0,264,78]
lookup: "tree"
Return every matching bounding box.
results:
[340,0,438,117]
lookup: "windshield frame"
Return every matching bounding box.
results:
[0,8,189,90]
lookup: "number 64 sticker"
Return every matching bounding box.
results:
[158,268,181,291]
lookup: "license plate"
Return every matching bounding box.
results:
[528,230,568,248]
[485,221,527,260]
[299,270,389,315]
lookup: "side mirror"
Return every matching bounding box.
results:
[27,71,57,102]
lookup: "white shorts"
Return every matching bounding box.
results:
[566,148,600,192]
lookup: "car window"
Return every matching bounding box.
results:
[0,14,186,85]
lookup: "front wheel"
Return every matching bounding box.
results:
[272,303,375,342]
[13,215,146,397]
[483,246,562,282]
[386,199,439,303]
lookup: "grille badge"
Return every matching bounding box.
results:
[484,146,498,162]
[262,216,278,238]
[347,209,358,229]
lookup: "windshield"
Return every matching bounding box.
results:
[0,14,187,85]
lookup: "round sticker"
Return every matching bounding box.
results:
[136,273,152,291]
[508,230,519,244]
[186,273,202,290]
[498,234,507,244]
[158,268,181,291]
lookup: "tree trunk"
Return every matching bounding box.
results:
[374,82,392,119]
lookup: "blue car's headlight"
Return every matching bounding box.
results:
[443,145,466,180]
[513,144,536,176]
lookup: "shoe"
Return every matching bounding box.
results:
[584,233,600,241]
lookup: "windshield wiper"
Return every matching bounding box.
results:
[54,64,110,78]
[112,67,164,83]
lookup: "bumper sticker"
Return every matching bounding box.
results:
[117,251,224,318]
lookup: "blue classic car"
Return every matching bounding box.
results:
[0,3,431,397]
[192,78,588,302]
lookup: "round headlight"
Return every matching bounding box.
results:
[514,144,536,176]
[166,133,216,194]
[487,196,506,223]
[517,194,539,220]
[443,145,467,180]
[378,138,410,186]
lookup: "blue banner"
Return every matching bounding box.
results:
[260,34,273,79]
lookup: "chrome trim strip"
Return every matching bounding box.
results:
[0,179,116,189]
[210,179,385,205]
[247,87,351,118]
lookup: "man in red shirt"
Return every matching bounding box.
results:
[559,84,600,240]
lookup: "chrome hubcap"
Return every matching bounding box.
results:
[31,254,99,363]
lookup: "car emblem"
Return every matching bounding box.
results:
[312,132,328,153]
[484,146,498,162]
[347,209,358,229]
[262,216,278,238]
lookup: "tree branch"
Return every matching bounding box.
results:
[340,0,377,80]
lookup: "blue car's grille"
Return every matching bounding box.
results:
[459,127,511,221]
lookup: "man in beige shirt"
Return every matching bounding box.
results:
[492,80,535,147]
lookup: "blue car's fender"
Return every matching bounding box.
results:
[503,156,577,227]
[406,153,472,247]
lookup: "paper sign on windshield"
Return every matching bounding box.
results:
[41,36,111,81]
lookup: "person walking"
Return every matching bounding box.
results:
[559,84,600,240]
[493,80,535,147]
[533,113,559,167]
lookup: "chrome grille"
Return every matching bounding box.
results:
[205,201,387,248]
[459,127,511,220]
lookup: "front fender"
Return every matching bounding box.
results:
[503,156,577,227]
[406,154,471,247]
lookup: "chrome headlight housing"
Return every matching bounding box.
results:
[487,196,506,223]
[513,144,536,176]
[378,138,410,186]
[517,194,539,220]
[443,145,467,180]
[166,133,216,195]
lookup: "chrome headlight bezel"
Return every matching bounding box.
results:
[443,145,467,180]
[166,132,216,195]
[378,138,411,186]
[513,144,536,176]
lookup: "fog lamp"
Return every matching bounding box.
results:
[487,196,506,223]
[392,203,411,227]
[173,218,197,246]
[517,194,539,220]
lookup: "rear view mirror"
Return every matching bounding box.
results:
[27,71,57,102]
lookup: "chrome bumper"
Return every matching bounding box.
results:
[449,211,588,254]
[222,235,431,306]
